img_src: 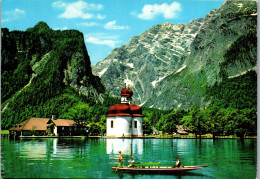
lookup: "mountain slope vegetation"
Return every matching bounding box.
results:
[1,22,117,130]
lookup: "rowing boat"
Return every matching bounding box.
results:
[112,165,208,173]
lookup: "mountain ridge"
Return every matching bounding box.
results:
[93,0,257,110]
[93,18,204,106]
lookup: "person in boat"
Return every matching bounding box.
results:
[118,151,124,167]
[128,156,135,168]
[174,157,181,168]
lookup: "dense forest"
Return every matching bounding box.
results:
[142,71,257,139]
[1,22,106,131]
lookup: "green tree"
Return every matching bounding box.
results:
[205,107,228,138]
[181,107,207,139]
[159,110,183,134]
[60,103,92,126]
[233,107,257,138]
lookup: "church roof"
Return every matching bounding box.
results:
[121,87,129,96]
[130,104,142,116]
[107,84,143,117]
[107,104,132,117]
[121,84,133,97]
[107,103,143,117]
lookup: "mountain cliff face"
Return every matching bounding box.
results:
[93,0,257,110]
[93,18,204,105]
[150,0,257,110]
[1,22,105,128]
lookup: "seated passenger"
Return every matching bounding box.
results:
[174,157,181,168]
[128,156,135,168]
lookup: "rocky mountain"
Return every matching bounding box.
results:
[93,18,204,106]
[1,22,106,129]
[93,0,257,110]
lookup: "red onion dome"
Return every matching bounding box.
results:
[130,104,142,116]
[127,88,133,97]
[107,104,131,117]
[121,88,129,96]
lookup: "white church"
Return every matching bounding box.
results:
[106,84,143,137]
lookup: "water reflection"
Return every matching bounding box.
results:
[53,138,57,154]
[1,138,257,179]
[18,138,79,160]
[106,138,143,155]
[18,140,47,160]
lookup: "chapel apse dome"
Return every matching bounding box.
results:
[130,104,142,116]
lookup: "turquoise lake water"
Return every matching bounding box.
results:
[1,138,257,178]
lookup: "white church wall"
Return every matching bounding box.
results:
[106,116,132,137]
[132,117,143,137]
[106,116,116,136]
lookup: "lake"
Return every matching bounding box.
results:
[1,138,257,178]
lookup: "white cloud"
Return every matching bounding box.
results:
[86,33,120,40]
[52,0,105,19]
[52,1,67,8]
[77,22,99,27]
[85,33,120,48]
[97,14,106,20]
[136,2,181,20]
[85,37,118,48]
[2,8,25,22]
[53,26,68,30]
[14,9,25,14]
[104,20,129,30]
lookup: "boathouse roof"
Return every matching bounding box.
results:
[9,117,76,131]
[52,119,75,127]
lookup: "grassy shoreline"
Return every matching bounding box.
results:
[2,133,256,139]
[150,134,257,139]
[1,130,9,134]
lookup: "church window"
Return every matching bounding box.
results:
[111,120,114,128]
[134,121,137,128]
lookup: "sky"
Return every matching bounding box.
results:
[1,0,225,65]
